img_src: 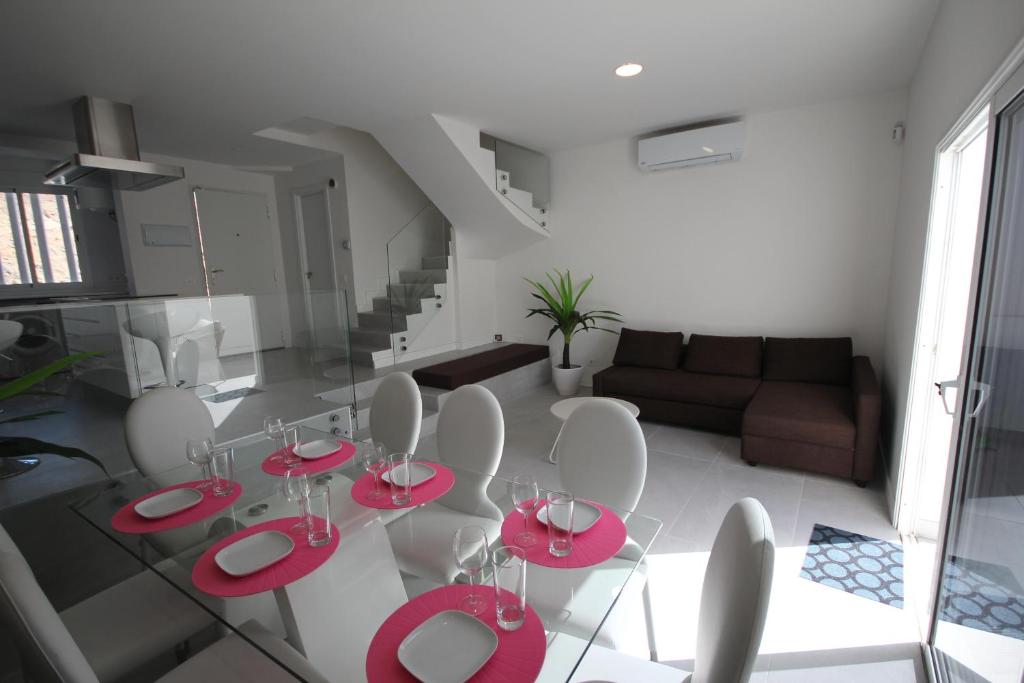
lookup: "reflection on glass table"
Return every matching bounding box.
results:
[71,425,662,682]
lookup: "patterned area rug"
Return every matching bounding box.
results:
[938,556,1024,641]
[800,524,904,608]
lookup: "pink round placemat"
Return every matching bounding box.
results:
[501,501,626,569]
[366,584,546,683]
[350,463,455,509]
[261,439,356,477]
[192,516,340,597]
[112,480,243,534]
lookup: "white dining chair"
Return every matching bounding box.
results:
[124,387,215,481]
[386,384,505,585]
[0,523,211,683]
[0,524,327,683]
[529,400,656,658]
[370,371,422,455]
[569,497,776,683]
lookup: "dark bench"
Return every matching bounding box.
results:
[412,344,549,390]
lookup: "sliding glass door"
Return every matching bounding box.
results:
[929,73,1024,682]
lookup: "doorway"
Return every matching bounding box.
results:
[293,185,346,361]
[898,109,991,540]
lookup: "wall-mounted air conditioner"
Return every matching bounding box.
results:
[638,121,746,171]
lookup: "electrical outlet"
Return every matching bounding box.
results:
[494,334,503,342]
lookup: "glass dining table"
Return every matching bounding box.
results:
[71,426,662,682]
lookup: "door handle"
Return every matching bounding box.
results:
[935,380,958,416]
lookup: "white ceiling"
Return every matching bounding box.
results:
[0,0,939,166]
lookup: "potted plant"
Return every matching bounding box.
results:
[525,270,622,396]
[0,353,107,479]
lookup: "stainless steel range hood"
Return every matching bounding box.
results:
[45,97,184,191]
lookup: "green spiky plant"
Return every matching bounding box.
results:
[0,353,107,475]
[525,269,622,369]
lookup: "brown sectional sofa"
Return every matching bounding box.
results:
[592,330,881,486]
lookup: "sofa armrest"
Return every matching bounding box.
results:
[850,356,881,483]
[592,365,612,396]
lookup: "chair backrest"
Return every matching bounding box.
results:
[0,524,99,683]
[557,400,647,513]
[370,372,422,456]
[436,384,504,521]
[124,387,215,481]
[690,498,775,683]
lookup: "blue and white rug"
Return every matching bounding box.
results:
[800,524,904,608]
[938,556,1024,641]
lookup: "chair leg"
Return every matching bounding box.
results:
[643,581,658,662]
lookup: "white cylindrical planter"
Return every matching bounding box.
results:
[552,364,584,396]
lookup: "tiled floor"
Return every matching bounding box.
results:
[415,384,928,681]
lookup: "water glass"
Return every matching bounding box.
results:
[263,416,285,447]
[388,453,413,507]
[509,473,539,547]
[282,468,312,534]
[282,426,302,468]
[360,441,387,500]
[546,491,574,558]
[453,525,489,615]
[306,485,332,547]
[492,545,527,631]
[185,437,213,489]
[208,447,235,497]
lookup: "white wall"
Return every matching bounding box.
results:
[115,153,284,299]
[494,91,907,385]
[882,2,1024,498]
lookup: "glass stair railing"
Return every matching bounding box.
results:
[482,134,550,228]
[349,204,452,366]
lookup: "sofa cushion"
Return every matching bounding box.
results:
[763,337,852,386]
[743,381,855,449]
[599,366,760,410]
[683,334,763,378]
[613,329,683,370]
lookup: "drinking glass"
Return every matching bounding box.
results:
[282,468,312,535]
[306,485,332,547]
[360,441,387,500]
[546,491,574,558]
[185,437,214,489]
[509,473,539,547]
[208,446,235,497]
[453,525,489,616]
[492,545,527,631]
[282,426,302,469]
[388,453,413,507]
[264,416,285,461]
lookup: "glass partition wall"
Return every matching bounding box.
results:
[0,291,357,504]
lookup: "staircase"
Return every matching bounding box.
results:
[348,212,452,368]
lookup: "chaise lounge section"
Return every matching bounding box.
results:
[593,330,880,485]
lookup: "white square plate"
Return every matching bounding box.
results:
[397,610,498,683]
[215,531,295,577]
[537,500,602,534]
[293,440,342,460]
[381,462,436,487]
[134,487,204,519]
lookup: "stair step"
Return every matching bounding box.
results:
[358,311,407,332]
[398,269,447,285]
[421,255,449,270]
[349,328,392,349]
[387,283,438,300]
[372,297,422,315]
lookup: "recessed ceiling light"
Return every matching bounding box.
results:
[615,63,643,78]
[702,146,715,154]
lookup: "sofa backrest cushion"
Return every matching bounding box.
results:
[613,328,683,370]
[683,334,764,378]
[763,337,852,385]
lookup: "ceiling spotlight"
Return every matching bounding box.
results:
[615,63,643,78]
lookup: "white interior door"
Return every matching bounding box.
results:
[194,188,285,351]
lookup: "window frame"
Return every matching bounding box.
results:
[0,186,91,297]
